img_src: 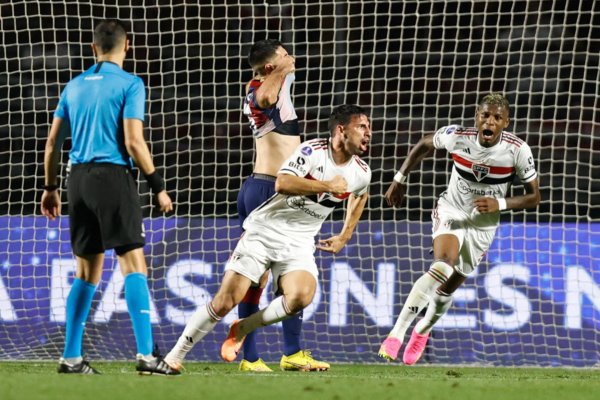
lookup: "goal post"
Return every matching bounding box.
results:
[0,1,598,366]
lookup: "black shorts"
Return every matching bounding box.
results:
[68,163,145,256]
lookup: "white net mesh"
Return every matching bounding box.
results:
[0,0,598,366]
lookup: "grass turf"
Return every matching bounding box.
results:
[1,362,599,400]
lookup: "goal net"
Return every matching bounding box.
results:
[0,0,598,367]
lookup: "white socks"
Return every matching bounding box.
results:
[239,296,293,336]
[63,356,83,365]
[388,261,454,340]
[388,283,431,339]
[165,302,221,365]
[415,289,453,334]
[165,296,295,365]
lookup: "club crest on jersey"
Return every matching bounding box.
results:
[471,164,490,181]
[301,146,313,156]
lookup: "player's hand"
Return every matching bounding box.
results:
[473,197,500,213]
[316,235,347,254]
[384,181,406,207]
[156,190,173,213]
[327,175,347,196]
[40,190,61,221]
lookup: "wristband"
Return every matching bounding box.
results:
[42,184,59,192]
[144,171,165,194]
[497,198,507,211]
[393,171,407,184]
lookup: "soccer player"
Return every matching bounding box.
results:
[378,93,540,365]
[40,19,179,375]
[164,104,372,371]
[236,39,329,372]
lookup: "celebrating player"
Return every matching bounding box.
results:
[378,93,540,365]
[164,104,372,371]
[236,39,330,372]
[40,19,178,375]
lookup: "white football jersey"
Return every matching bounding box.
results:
[244,138,371,243]
[433,125,537,228]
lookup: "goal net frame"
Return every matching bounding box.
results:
[0,0,598,367]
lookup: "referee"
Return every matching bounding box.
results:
[41,19,178,375]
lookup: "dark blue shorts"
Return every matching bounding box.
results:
[236,173,276,228]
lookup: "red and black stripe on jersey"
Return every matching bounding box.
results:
[305,194,348,209]
[307,138,329,150]
[305,172,349,209]
[455,127,478,136]
[451,153,516,184]
[501,132,524,148]
[354,157,368,172]
[245,81,269,127]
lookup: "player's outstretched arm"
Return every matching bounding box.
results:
[317,192,368,254]
[275,174,347,196]
[385,134,435,207]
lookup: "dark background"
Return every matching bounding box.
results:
[1,0,598,222]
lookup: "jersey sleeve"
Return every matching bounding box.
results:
[354,161,371,197]
[514,142,537,183]
[123,76,146,121]
[432,124,462,151]
[354,179,370,196]
[278,143,318,177]
[53,85,69,122]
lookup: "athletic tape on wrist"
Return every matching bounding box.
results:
[393,171,407,184]
[497,198,507,211]
[144,171,165,194]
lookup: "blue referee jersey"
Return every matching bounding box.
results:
[54,61,145,167]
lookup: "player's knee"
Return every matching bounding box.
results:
[284,289,314,313]
[211,292,238,316]
[429,260,454,283]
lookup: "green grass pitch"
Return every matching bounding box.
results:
[1,362,599,400]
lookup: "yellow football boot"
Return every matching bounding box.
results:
[279,350,330,371]
[239,358,273,372]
